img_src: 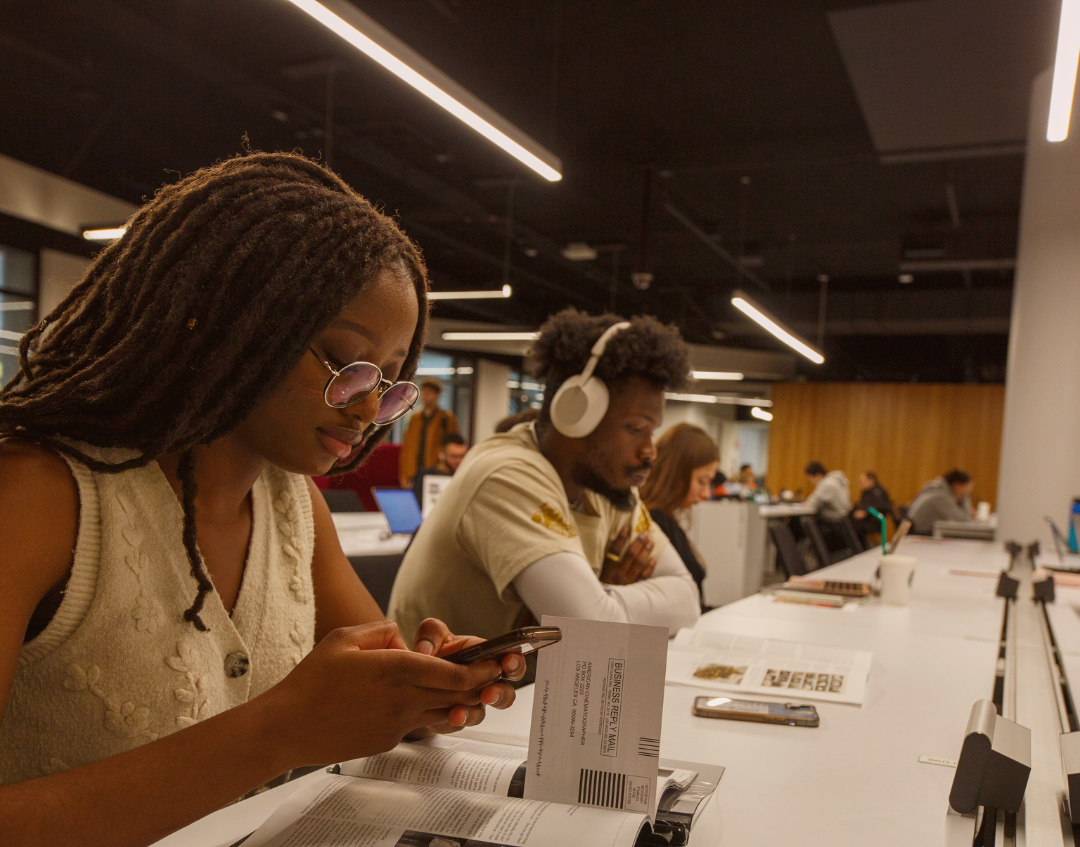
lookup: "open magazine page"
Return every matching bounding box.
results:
[666,628,873,706]
[243,773,648,847]
[340,736,528,797]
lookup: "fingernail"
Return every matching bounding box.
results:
[507,655,522,672]
[416,640,434,655]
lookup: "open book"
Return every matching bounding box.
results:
[242,735,721,847]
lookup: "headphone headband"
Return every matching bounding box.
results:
[580,321,631,382]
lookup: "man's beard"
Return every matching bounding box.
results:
[571,460,650,512]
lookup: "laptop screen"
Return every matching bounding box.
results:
[373,488,423,535]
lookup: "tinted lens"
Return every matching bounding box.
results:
[325,362,381,407]
[375,382,419,424]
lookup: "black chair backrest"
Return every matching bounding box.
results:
[769,519,807,577]
[838,515,865,554]
[322,489,364,512]
[800,515,832,570]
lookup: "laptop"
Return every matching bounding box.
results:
[372,487,424,536]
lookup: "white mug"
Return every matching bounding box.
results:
[880,554,917,606]
[976,501,991,521]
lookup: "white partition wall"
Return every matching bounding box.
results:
[997,68,1080,543]
[470,358,511,445]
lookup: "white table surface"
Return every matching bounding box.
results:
[758,502,816,518]
[330,512,411,557]
[155,537,1009,847]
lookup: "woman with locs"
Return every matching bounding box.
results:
[0,152,523,846]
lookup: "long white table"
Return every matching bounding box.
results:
[157,536,1061,846]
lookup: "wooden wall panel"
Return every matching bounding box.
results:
[765,383,1005,508]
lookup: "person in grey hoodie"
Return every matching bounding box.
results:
[907,469,975,535]
[803,462,851,519]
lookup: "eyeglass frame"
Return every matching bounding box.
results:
[308,348,419,423]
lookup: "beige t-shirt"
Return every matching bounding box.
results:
[388,423,669,641]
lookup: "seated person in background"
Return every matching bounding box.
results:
[711,469,729,498]
[737,463,758,490]
[851,470,894,537]
[494,408,540,434]
[803,461,851,519]
[640,423,719,608]
[907,469,974,535]
[412,432,468,503]
[389,309,701,640]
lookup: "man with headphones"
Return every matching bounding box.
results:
[389,309,701,642]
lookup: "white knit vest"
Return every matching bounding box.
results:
[0,445,316,785]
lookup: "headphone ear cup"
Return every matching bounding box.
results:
[550,376,609,438]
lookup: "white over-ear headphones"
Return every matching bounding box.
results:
[549,321,632,438]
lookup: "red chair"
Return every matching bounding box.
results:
[315,442,402,512]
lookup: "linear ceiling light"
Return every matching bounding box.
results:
[83,227,127,242]
[751,406,773,422]
[665,392,773,407]
[414,366,475,376]
[0,302,34,311]
[731,291,824,364]
[282,0,562,181]
[428,285,512,301]
[1049,0,1080,141]
[0,329,24,342]
[0,345,19,356]
[441,331,539,342]
[690,370,744,381]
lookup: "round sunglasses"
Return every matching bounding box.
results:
[309,348,419,425]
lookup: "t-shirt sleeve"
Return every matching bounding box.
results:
[458,462,586,600]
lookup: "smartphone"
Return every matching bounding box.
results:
[444,626,562,665]
[692,696,819,727]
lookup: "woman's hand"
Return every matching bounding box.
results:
[600,526,657,585]
[411,618,525,734]
[260,620,504,768]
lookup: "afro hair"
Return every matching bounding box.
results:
[528,309,689,421]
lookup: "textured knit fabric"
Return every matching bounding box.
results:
[0,444,315,786]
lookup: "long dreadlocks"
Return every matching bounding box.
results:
[0,151,430,631]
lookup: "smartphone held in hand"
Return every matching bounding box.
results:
[693,696,820,727]
[444,626,563,664]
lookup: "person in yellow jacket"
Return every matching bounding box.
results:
[399,378,459,488]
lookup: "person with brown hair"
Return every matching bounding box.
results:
[398,378,459,488]
[0,151,522,845]
[640,423,719,606]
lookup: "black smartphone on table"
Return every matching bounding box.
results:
[444,626,562,664]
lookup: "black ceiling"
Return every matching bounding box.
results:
[0,0,1058,381]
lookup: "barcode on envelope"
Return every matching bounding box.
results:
[578,768,628,809]
[638,736,660,757]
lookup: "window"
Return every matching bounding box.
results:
[389,350,476,442]
[0,246,37,389]
[507,371,544,414]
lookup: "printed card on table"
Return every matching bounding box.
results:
[525,616,669,817]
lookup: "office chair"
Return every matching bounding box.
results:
[321,489,364,512]
[801,516,840,570]
[769,519,807,577]
[838,516,865,554]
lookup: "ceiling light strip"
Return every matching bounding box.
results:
[441,331,539,342]
[690,370,744,381]
[665,392,773,407]
[283,0,562,181]
[83,227,127,242]
[0,329,24,342]
[731,291,825,365]
[0,302,35,312]
[751,407,773,422]
[1049,0,1080,142]
[428,285,512,301]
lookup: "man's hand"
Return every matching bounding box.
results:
[600,526,656,585]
